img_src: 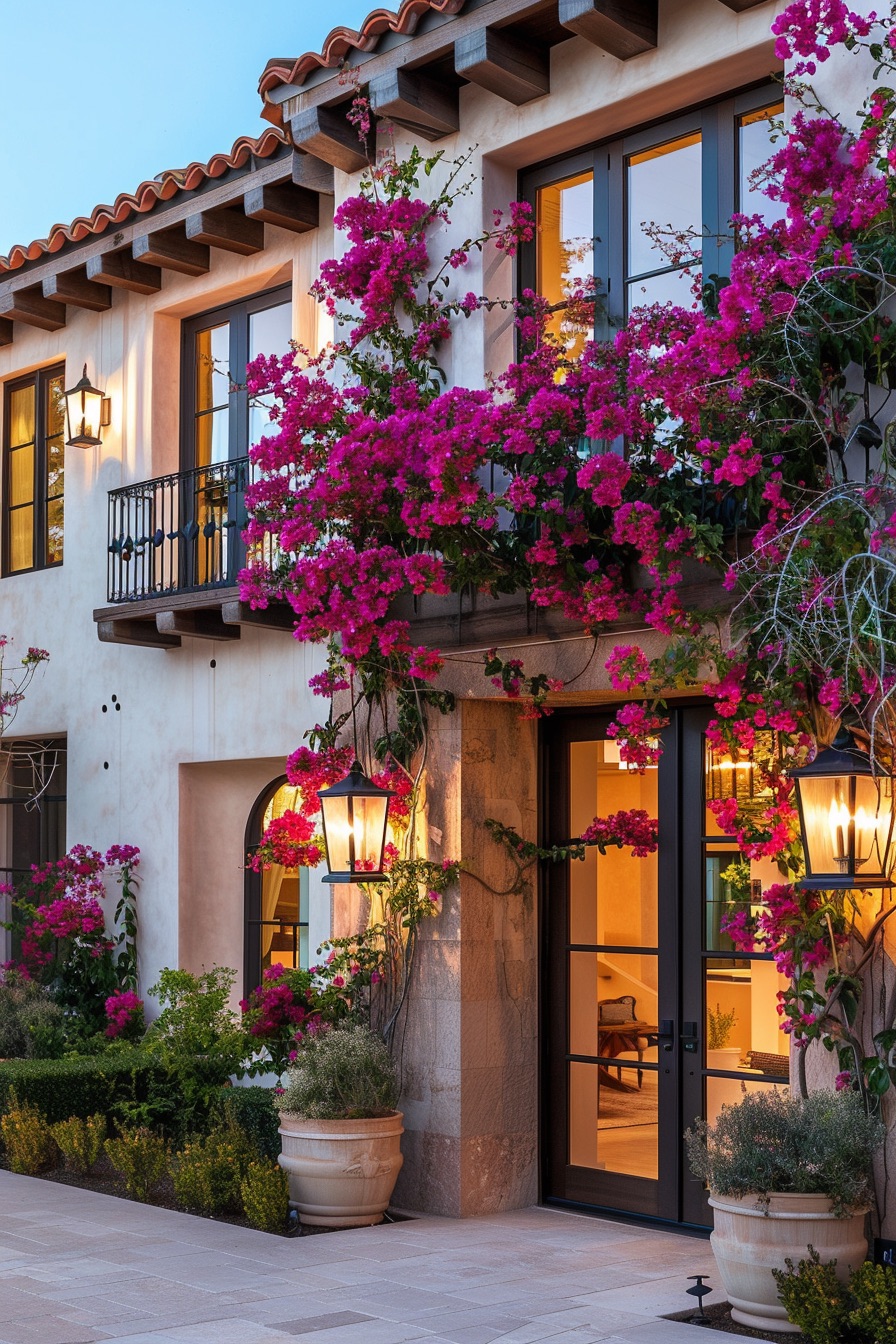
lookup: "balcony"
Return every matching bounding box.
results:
[93,457,295,648]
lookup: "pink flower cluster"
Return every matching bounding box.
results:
[580,809,659,857]
[104,989,144,1039]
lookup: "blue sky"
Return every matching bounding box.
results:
[0,0,375,255]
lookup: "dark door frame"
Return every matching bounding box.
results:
[539,703,711,1227]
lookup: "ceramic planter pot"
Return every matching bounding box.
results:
[278,1110,404,1228]
[709,1191,869,1332]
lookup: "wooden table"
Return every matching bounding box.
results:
[597,1020,656,1093]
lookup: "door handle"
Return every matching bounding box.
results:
[680,1020,699,1053]
[647,1019,675,1052]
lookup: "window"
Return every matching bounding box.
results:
[3,365,65,574]
[182,284,292,471]
[521,88,784,335]
[0,738,66,965]
[244,779,310,999]
[177,285,291,588]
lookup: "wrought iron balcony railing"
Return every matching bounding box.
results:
[106,456,264,603]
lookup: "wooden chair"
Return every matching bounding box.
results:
[598,994,649,1087]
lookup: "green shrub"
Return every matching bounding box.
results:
[145,967,245,1137]
[686,1089,883,1216]
[0,1049,168,1125]
[278,1025,399,1120]
[171,1127,253,1215]
[773,1250,853,1344]
[848,1262,896,1343]
[215,1086,281,1161]
[51,1113,106,1174]
[240,1159,290,1233]
[0,1092,57,1174]
[0,973,65,1059]
[104,1126,168,1200]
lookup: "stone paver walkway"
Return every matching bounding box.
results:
[0,1172,730,1344]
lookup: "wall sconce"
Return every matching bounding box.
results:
[317,761,394,884]
[790,729,895,891]
[65,364,111,448]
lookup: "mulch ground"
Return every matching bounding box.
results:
[664,1301,807,1342]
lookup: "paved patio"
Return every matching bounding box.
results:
[0,1172,729,1344]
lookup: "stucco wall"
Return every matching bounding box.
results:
[0,219,332,995]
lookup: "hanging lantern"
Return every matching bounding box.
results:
[317,761,394,884]
[65,364,111,448]
[790,729,895,890]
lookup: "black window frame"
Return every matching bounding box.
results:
[518,81,783,338]
[2,363,65,576]
[180,283,292,471]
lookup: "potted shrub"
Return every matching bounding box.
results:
[277,1024,403,1228]
[687,1088,883,1333]
[706,1003,740,1072]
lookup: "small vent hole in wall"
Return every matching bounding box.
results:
[102,705,107,713]
[210,659,217,669]
[103,762,109,770]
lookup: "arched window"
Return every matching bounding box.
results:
[244,777,310,998]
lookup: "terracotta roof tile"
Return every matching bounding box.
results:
[259,0,467,118]
[0,127,290,276]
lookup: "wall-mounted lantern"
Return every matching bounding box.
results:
[65,364,111,448]
[790,729,895,890]
[317,761,394,884]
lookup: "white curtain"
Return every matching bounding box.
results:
[261,863,286,959]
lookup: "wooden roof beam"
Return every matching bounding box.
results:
[369,68,459,140]
[244,182,320,234]
[0,318,13,347]
[559,0,658,59]
[289,106,374,173]
[133,228,210,276]
[455,26,549,104]
[186,207,265,256]
[291,153,336,196]
[86,250,162,294]
[43,267,113,312]
[0,287,66,331]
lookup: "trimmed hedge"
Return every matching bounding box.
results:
[216,1085,281,1162]
[0,1049,168,1125]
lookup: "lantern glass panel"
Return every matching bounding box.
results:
[352,794,389,874]
[321,794,351,875]
[77,387,103,443]
[799,773,893,883]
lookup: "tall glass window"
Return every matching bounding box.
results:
[536,169,595,359]
[181,287,291,586]
[521,84,784,331]
[738,102,786,224]
[626,133,702,311]
[244,780,310,998]
[3,366,65,575]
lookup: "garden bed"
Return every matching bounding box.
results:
[664,1302,807,1343]
[0,1156,412,1237]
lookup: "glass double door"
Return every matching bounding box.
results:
[543,707,788,1227]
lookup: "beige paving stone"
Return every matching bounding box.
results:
[0,1172,726,1344]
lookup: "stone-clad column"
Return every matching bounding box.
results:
[392,699,539,1216]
